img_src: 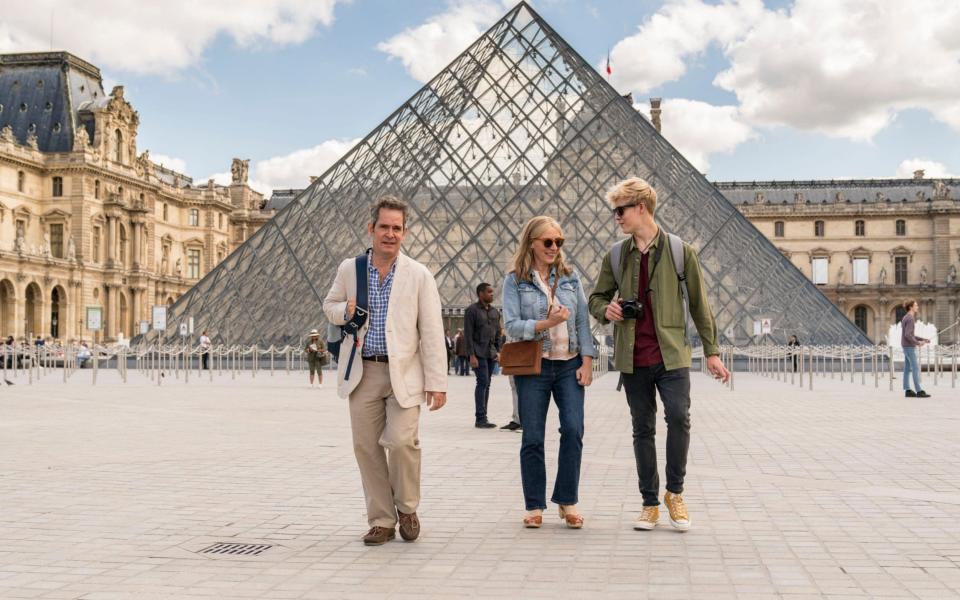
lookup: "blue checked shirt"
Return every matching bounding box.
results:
[362,254,396,357]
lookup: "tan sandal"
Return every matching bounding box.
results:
[523,513,543,528]
[558,506,584,529]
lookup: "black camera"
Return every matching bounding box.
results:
[619,299,644,320]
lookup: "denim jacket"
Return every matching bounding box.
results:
[502,269,597,358]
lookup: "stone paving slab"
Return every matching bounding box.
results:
[0,365,958,599]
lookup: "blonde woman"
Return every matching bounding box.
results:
[502,216,596,529]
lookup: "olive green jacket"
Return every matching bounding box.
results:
[588,231,720,373]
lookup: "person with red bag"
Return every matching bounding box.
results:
[501,216,596,530]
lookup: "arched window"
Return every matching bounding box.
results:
[119,224,127,265]
[854,305,868,334]
[114,129,123,163]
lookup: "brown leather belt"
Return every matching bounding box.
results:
[363,355,389,363]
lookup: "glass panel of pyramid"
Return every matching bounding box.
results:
[151,1,870,347]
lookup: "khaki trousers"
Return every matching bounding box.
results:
[348,361,421,528]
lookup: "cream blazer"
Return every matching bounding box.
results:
[322,252,447,407]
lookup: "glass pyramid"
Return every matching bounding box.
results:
[151,2,870,347]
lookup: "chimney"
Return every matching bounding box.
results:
[913,169,925,180]
[649,98,662,133]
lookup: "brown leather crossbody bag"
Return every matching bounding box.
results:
[500,274,560,376]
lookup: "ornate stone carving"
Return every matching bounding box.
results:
[879,266,887,286]
[41,232,51,258]
[66,236,77,261]
[754,191,765,204]
[26,133,39,150]
[933,180,950,200]
[947,264,957,285]
[74,126,90,148]
[0,125,14,143]
[231,158,250,185]
[136,150,151,177]
[836,265,845,285]
[919,265,928,285]
[794,192,804,204]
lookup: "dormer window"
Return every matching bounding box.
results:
[114,129,123,163]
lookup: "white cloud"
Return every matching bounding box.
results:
[636,99,755,173]
[202,138,358,199]
[149,153,188,174]
[0,0,346,75]
[610,0,960,141]
[895,159,955,179]
[608,0,764,93]
[347,67,368,76]
[377,1,508,84]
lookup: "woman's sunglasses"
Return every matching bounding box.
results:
[537,237,565,249]
[612,202,639,218]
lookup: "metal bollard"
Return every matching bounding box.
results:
[888,346,894,391]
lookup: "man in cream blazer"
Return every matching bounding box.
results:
[323,196,447,546]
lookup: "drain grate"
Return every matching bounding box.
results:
[199,542,273,556]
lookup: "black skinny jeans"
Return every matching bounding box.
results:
[621,363,691,506]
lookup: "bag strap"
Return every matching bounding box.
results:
[609,239,629,290]
[545,270,560,317]
[666,233,691,342]
[343,251,371,381]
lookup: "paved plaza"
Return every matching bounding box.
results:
[1,365,959,599]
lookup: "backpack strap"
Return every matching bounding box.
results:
[609,238,629,290]
[342,251,370,381]
[666,233,691,343]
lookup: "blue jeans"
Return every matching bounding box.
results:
[515,356,584,510]
[473,356,494,422]
[903,346,922,392]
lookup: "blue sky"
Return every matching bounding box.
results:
[4,0,958,193]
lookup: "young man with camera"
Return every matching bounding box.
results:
[589,177,729,532]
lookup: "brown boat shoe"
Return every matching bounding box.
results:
[362,526,396,546]
[398,511,420,541]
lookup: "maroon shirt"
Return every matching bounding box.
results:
[634,249,663,367]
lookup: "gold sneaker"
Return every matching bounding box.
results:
[664,491,691,531]
[633,505,659,530]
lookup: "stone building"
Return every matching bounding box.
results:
[720,176,960,343]
[0,51,273,342]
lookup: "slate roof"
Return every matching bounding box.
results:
[714,178,960,205]
[0,51,106,153]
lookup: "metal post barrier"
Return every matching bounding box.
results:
[729,348,734,392]
[952,347,957,388]
[934,346,939,387]
[873,348,878,388]
[270,346,274,376]
[92,353,97,385]
[888,346,894,391]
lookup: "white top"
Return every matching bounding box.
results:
[199,335,211,350]
[532,271,576,361]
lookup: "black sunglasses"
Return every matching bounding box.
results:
[537,237,565,249]
[612,202,639,218]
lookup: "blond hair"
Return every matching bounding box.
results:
[509,216,573,283]
[605,177,658,215]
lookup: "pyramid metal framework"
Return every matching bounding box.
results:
[152,2,870,347]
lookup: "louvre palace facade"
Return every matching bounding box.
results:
[0,52,274,343]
